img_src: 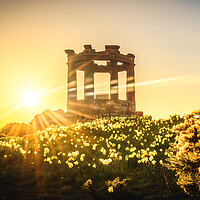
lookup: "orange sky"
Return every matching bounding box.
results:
[0,0,200,128]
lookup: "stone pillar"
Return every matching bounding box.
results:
[84,61,94,100]
[127,54,136,112]
[110,61,118,100]
[65,50,77,112]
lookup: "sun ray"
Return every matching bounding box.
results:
[14,124,22,137]
[44,112,63,127]
[68,60,91,78]
[40,113,51,128]
[0,103,24,120]
[37,115,47,130]
[41,84,66,96]
[129,74,200,88]
[32,118,38,132]
[50,111,72,126]
[7,123,18,136]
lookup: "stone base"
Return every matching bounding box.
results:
[67,99,143,119]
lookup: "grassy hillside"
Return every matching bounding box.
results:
[0,112,199,200]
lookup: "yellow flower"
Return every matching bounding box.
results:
[152,160,156,165]
[136,154,140,158]
[108,186,113,193]
[68,162,73,168]
[74,161,79,165]
[92,164,96,168]
[159,160,163,165]
[118,156,122,160]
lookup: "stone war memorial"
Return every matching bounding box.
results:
[65,45,143,119]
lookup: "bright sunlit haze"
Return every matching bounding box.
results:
[0,0,200,128]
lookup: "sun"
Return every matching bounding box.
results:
[23,90,39,106]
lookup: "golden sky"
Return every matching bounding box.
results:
[0,0,200,127]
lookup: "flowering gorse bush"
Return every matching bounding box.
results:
[165,110,200,196]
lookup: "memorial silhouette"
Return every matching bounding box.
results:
[65,45,143,118]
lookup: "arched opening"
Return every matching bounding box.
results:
[94,73,110,99]
[76,70,85,100]
[118,71,127,100]
[94,60,108,66]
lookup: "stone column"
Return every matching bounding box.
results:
[65,50,77,112]
[84,61,94,100]
[127,54,136,112]
[110,61,118,100]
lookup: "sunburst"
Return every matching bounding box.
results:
[23,90,39,106]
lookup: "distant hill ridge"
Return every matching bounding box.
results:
[0,109,87,137]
